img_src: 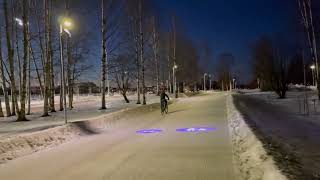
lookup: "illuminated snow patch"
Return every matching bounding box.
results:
[136,129,163,134]
[176,127,216,133]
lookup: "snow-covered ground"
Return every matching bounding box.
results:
[238,89,320,125]
[233,89,320,179]
[0,94,160,138]
[226,95,287,180]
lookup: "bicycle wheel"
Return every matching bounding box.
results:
[165,103,168,114]
[161,102,165,115]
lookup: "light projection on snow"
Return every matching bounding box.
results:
[176,127,217,133]
[136,129,163,134]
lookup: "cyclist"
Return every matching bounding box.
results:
[160,88,170,112]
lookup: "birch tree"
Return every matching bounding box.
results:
[100,0,107,109]
[0,26,11,117]
[16,0,29,121]
[42,0,50,117]
[4,0,18,116]
[298,0,320,98]
[151,16,160,95]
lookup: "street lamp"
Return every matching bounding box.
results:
[311,65,316,86]
[208,74,212,90]
[232,78,236,90]
[203,73,207,91]
[173,63,178,98]
[59,17,73,124]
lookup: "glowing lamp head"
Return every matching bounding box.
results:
[59,17,73,30]
[174,65,178,69]
[310,65,315,70]
[63,20,72,28]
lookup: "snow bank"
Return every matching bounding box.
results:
[0,102,163,164]
[226,95,287,180]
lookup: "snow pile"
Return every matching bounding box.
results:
[226,95,287,180]
[0,124,80,164]
[0,102,163,164]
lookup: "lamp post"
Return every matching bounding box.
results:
[311,65,316,86]
[173,63,178,98]
[59,18,72,124]
[233,78,236,90]
[203,73,207,91]
[208,74,212,90]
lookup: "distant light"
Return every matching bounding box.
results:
[14,18,23,27]
[174,65,178,69]
[136,129,162,134]
[310,65,315,70]
[176,127,217,133]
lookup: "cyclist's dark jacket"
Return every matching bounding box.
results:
[160,93,169,101]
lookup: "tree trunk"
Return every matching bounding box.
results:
[123,93,129,103]
[67,37,73,109]
[4,0,18,116]
[27,24,31,115]
[0,97,3,117]
[136,48,141,104]
[30,45,44,98]
[42,0,50,117]
[139,1,146,105]
[48,3,55,112]
[100,0,107,110]
[0,25,11,117]
[152,17,160,95]
[17,0,29,122]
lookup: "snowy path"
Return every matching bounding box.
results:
[0,93,234,180]
[233,94,320,179]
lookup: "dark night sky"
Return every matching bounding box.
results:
[60,1,298,83]
[154,0,297,83]
[0,0,301,83]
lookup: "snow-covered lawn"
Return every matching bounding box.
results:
[0,94,160,138]
[239,89,320,125]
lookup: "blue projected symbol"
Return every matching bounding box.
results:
[136,129,163,134]
[176,127,216,133]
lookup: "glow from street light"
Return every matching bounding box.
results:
[63,20,72,28]
[174,65,178,69]
[59,17,73,30]
[14,18,24,27]
[310,65,315,70]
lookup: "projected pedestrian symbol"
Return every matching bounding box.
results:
[136,129,163,134]
[176,127,216,133]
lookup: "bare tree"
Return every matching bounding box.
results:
[42,0,50,117]
[298,0,320,98]
[100,0,107,109]
[4,0,18,116]
[48,0,55,112]
[112,55,132,103]
[252,37,289,98]
[0,26,11,117]
[151,16,160,95]
[217,53,234,91]
[16,0,29,121]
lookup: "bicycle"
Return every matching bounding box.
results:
[161,99,168,115]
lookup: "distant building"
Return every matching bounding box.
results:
[74,82,100,94]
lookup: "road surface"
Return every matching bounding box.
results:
[0,93,235,180]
